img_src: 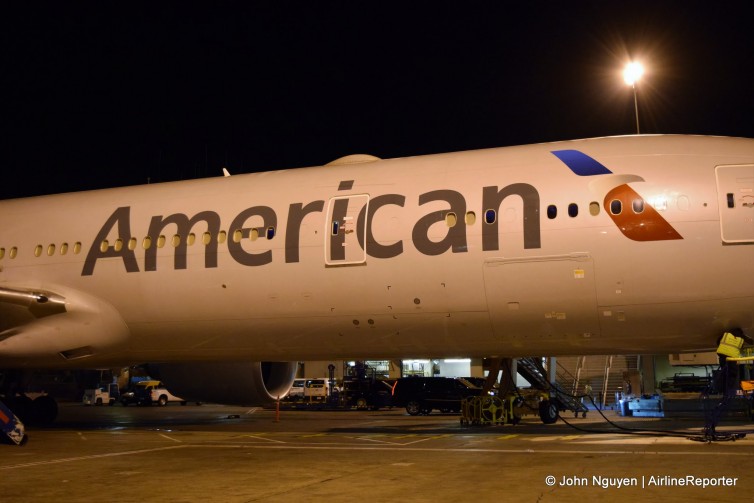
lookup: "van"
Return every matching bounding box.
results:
[286,379,306,400]
[303,378,331,399]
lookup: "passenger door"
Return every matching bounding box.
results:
[716,164,754,243]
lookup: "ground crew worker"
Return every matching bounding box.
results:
[717,329,746,360]
[716,328,751,396]
[582,383,593,406]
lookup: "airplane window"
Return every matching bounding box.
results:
[143,236,152,249]
[250,228,259,241]
[232,229,242,243]
[727,193,735,208]
[128,237,137,250]
[114,238,124,252]
[0,247,5,259]
[187,233,196,246]
[547,205,557,219]
[73,242,81,254]
[465,211,476,225]
[10,247,17,259]
[47,244,55,256]
[331,221,340,235]
[589,202,600,216]
[632,199,645,213]
[568,203,578,218]
[202,231,211,245]
[171,234,180,247]
[610,200,623,215]
[484,209,496,224]
[445,212,457,227]
[157,235,166,248]
[266,226,276,240]
[218,230,227,244]
[34,245,42,257]
[99,240,109,253]
[60,243,69,255]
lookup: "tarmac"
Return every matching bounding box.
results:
[1,401,753,502]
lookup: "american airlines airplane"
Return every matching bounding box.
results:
[1,134,752,426]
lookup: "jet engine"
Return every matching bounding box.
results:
[149,361,297,405]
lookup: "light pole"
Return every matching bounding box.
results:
[623,62,644,134]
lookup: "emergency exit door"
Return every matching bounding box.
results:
[325,194,369,265]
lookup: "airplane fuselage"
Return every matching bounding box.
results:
[1,135,753,368]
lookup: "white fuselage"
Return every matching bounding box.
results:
[1,135,752,368]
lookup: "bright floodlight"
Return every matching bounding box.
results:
[623,62,644,86]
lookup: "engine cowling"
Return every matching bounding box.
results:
[149,361,297,405]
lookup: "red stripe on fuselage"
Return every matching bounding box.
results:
[604,184,683,241]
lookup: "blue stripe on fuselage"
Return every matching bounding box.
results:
[551,150,612,176]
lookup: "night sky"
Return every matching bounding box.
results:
[3,2,753,200]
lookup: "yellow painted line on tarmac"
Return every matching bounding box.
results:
[300,433,328,438]
[496,434,519,440]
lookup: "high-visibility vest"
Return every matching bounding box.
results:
[717,332,744,359]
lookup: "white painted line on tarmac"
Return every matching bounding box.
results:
[159,433,182,443]
[234,434,286,443]
[223,444,754,457]
[400,434,451,446]
[0,445,189,471]
[351,436,397,445]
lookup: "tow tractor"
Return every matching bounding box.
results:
[460,389,556,426]
[82,383,119,406]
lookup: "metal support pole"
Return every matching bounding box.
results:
[632,84,640,134]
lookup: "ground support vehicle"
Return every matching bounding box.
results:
[120,380,160,406]
[82,384,119,406]
[134,382,186,406]
[0,399,26,446]
[460,389,564,425]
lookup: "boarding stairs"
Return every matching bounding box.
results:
[557,355,640,409]
[516,357,588,417]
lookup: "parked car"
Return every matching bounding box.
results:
[391,376,482,415]
[342,377,394,410]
